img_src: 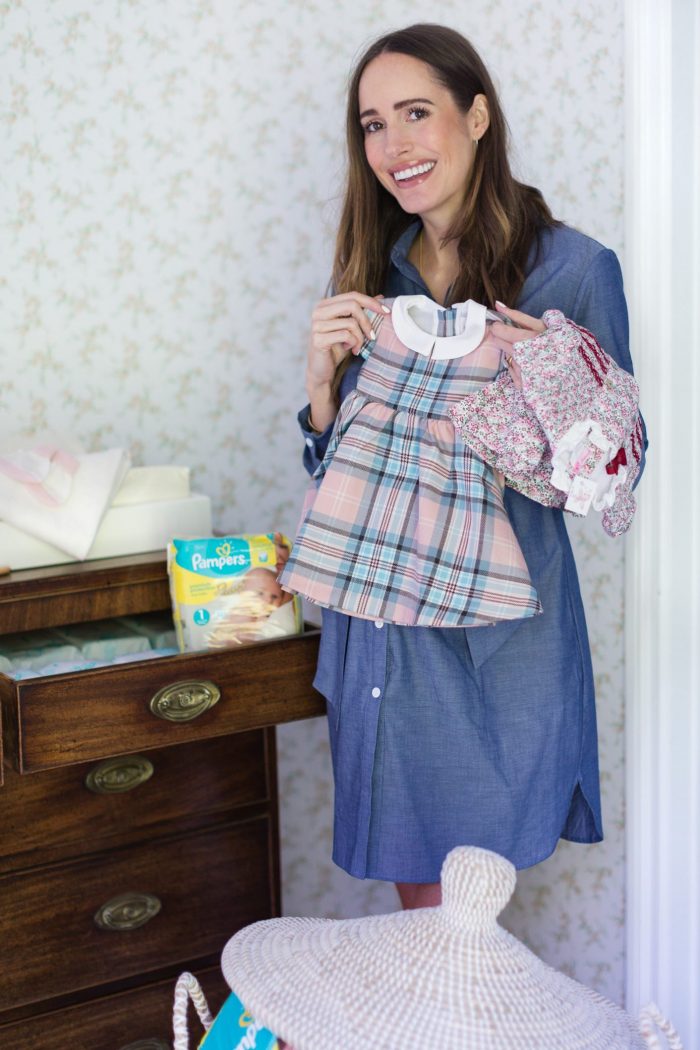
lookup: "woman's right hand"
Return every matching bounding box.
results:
[305,292,389,421]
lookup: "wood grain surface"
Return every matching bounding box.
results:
[0,554,172,635]
[0,817,275,1012]
[3,630,322,772]
[0,964,230,1050]
[0,731,271,873]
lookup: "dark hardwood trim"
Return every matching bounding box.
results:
[0,554,171,634]
[0,961,229,1038]
[264,726,281,917]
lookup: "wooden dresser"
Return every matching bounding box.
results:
[0,554,323,1049]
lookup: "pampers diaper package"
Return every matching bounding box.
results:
[168,534,303,652]
[197,986,279,1045]
[198,989,279,1049]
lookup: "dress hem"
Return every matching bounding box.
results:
[332,826,604,883]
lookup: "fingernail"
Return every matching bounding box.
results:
[495,300,508,310]
[369,328,377,341]
[381,305,391,313]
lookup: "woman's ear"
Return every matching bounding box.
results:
[470,93,490,140]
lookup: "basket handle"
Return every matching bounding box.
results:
[639,1002,684,1049]
[173,972,215,1050]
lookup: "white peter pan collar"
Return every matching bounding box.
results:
[391,295,501,361]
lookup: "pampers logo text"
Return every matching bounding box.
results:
[191,551,248,571]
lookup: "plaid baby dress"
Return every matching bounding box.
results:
[280,296,542,628]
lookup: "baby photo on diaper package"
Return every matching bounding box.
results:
[168,533,303,651]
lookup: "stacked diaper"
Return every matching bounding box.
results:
[54,620,152,662]
[0,615,179,680]
[117,611,178,650]
[0,630,82,673]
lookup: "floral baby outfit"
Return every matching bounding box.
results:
[449,371,567,510]
[450,310,643,537]
[280,296,542,627]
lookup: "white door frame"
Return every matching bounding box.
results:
[624,1,700,1044]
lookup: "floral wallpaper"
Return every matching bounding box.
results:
[1,0,628,1006]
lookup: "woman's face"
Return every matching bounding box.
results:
[358,52,486,228]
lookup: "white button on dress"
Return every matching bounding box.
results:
[371,686,381,699]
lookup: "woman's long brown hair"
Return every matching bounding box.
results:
[333,23,558,309]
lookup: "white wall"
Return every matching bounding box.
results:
[1,0,629,1006]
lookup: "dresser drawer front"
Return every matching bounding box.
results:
[0,819,274,1011]
[0,553,172,636]
[1,629,322,772]
[0,964,230,1049]
[0,732,270,872]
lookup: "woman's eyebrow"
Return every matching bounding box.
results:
[359,97,434,120]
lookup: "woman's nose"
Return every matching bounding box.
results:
[384,124,412,158]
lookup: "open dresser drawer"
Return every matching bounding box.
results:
[0,630,323,773]
[0,552,323,773]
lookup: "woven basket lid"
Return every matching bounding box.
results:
[222,846,647,1049]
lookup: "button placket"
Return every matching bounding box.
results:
[351,618,389,874]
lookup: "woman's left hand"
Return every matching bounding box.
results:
[489,302,545,342]
[489,303,546,390]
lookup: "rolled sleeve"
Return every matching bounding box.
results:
[298,404,333,475]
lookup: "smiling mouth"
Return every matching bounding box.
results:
[391,161,436,185]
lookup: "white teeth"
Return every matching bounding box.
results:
[393,161,435,182]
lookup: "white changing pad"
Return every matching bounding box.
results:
[112,466,191,506]
[0,494,212,571]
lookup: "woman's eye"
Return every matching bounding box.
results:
[362,120,384,134]
[407,106,430,121]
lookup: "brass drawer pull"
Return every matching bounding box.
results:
[118,1042,170,1050]
[149,680,221,722]
[85,755,154,795]
[94,892,162,931]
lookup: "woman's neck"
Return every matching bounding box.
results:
[411,218,460,306]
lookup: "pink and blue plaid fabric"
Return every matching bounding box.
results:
[280,298,542,627]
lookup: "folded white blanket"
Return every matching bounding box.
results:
[0,447,130,559]
[0,493,212,570]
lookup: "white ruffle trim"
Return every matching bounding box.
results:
[550,419,626,515]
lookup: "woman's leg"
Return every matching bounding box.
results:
[395,881,441,910]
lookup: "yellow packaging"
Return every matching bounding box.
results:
[167,533,303,652]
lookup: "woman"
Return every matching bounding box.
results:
[298,24,641,912]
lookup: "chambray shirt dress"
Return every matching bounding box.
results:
[298,222,643,884]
